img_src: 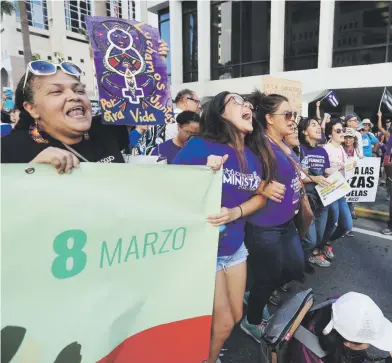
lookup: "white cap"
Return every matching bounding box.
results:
[322,292,392,351]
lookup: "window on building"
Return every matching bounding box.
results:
[48,55,52,60]
[18,50,24,55]
[333,1,392,67]
[211,1,271,80]
[182,1,198,83]
[106,0,122,18]
[158,8,171,83]
[80,58,84,63]
[14,0,49,30]
[64,0,92,33]
[129,1,136,19]
[284,1,320,71]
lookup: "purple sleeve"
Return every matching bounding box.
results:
[173,138,208,166]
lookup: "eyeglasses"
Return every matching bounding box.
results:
[334,128,346,134]
[270,111,298,121]
[186,97,201,106]
[23,60,84,92]
[220,94,254,113]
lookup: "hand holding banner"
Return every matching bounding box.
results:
[316,171,351,207]
[1,164,222,363]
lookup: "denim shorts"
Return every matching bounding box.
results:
[216,242,249,272]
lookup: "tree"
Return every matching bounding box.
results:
[0,0,15,16]
[18,0,32,66]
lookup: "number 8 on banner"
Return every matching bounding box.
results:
[51,229,87,279]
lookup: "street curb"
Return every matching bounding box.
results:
[355,207,389,222]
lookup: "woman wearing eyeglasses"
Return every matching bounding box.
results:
[240,91,305,343]
[314,120,353,264]
[173,92,278,363]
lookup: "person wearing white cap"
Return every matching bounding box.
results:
[360,118,379,157]
[321,292,392,358]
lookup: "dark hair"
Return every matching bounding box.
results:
[298,117,320,148]
[176,111,201,126]
[174,89,194,104]
[200,91,276,182]
[249,90,288,129]
[311,305,369,363]
[14,72,37,129]
[325,119,343,140]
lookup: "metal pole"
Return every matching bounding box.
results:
[386,1,391,63]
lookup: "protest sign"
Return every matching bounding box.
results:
[346,158,380,202]
[86,16,175,126]
[262,76,302,116]
[1,163,221,363]
[316,171,351,207]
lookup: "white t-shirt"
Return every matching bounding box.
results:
[164,107,183,141]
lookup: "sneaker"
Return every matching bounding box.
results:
[240,316,266,343]
[216,359,222,363]
[382,228,392,235]
[323,244,335,260]
[309,254,331,267]
[243,293,271,323]
[269,290,281,307]
[279,283,290,293]
[346,231,354,237]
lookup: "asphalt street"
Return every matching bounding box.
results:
[221,218,392,363]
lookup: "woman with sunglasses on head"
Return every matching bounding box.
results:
[173,92,278,363]
[1,44,169,168]
[297,118,332,268]
[314,120,353,264]
[240,91,305,343]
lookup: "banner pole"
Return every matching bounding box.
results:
[378,87,386,113]
[319,91,331,103]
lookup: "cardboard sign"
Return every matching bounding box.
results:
[86,16,175,126]
[1,164,221,363]
[346,158,380,202]
[316,171,352,207]
[262,76,302,116]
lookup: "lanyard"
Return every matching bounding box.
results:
[61,142,89,162]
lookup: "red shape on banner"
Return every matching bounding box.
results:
[98,315,212,363]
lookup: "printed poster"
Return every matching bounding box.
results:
[86,16,175,126]
[1,163,222,363]
[346,158,380,203]
[262,76,302,116]
[316,171,351,207]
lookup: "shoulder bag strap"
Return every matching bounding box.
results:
[62,143,90,162]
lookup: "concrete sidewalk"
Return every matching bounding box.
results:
[355,183,389,222]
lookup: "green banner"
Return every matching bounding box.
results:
[1,163,222,363]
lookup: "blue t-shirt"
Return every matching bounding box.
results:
[173,137,262,257]
[151,139,181,164]
[247,140,300,227]
[362,132,378,157]
[300,144,330,176]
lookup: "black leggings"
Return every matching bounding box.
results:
[245,220,305,325]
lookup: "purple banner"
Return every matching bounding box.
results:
[86,16,175,126]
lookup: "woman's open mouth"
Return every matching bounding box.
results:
[66,106,86,119]
[242,111,252,123]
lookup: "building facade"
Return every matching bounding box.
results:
[150,0,392,118]
[0,0,157,97]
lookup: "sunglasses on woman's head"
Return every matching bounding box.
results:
[220,94,254,113]
[270,111,298,121]
[23,60,84,93]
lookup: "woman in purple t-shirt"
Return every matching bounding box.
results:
[174,92,278,363]
[240,92,305,343]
